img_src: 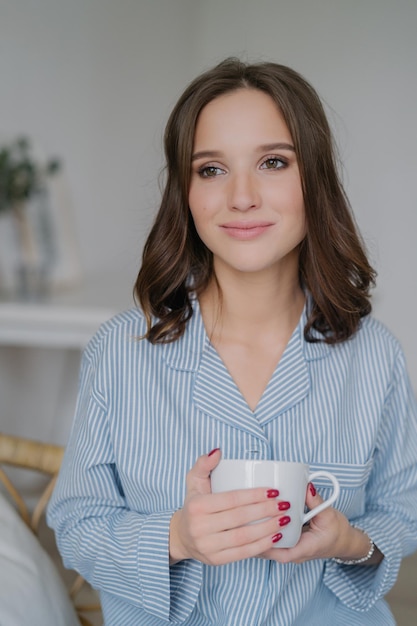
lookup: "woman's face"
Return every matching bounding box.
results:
[188,88,306,282]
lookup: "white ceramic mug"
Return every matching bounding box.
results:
[210,459,340,548]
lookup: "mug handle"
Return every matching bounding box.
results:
[302,470,340,524]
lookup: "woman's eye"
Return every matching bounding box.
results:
[198,165,224,178]
[261,157,286,170]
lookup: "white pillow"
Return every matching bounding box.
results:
[0,491,81,626]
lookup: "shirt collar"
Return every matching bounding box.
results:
[160,295,331,373]
[159,297,209,372]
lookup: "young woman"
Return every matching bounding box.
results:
[48,58,417,625]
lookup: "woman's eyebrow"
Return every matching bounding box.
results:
[191,150,222,162]
[191,143,295,162]
[258,142,295,152]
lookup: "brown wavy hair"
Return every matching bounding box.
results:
[134,57,376,344]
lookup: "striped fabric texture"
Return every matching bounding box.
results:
[48,300,417,625]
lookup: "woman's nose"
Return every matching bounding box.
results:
[227,172,261,211]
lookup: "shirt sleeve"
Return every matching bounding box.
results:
[47,340,203,623]
[323,345,417,611]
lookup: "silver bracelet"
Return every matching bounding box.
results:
[333,528,375,565]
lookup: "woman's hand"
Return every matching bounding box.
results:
[261,484,381,565]
[169,449,288,566]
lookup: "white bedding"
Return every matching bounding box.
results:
[0,491,80,626]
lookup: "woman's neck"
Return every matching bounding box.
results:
[199,270,305,343]
[198,270,305,412]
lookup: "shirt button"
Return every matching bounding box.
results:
[245,449,261,459]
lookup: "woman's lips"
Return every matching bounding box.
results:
[219,221,274,240]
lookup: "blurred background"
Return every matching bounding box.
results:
[0,0,416,449]
[0,1,416,622]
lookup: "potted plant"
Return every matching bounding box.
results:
[0,137,61,298]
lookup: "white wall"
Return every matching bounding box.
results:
[1,0,416,446]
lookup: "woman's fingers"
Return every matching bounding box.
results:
[305,481,324,508]
[211,513,281,550]
[184,507,284,566]
[186,448,222,496]
[262,484,351,564]
[199,521,283,565]
[195,492,284,531]
[176,450,294,565]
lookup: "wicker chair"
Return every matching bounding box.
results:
[0,432,102,626]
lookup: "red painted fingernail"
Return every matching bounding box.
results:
[278,501,291,511]
[266,489,280,498]
[278,515,291,527]
[208,448,220,457]
[272,532,283,543]
[309,483,316,496]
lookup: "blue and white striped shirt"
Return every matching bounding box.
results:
[48,300,417,625]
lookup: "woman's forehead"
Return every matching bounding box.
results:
[193,89,292,152]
